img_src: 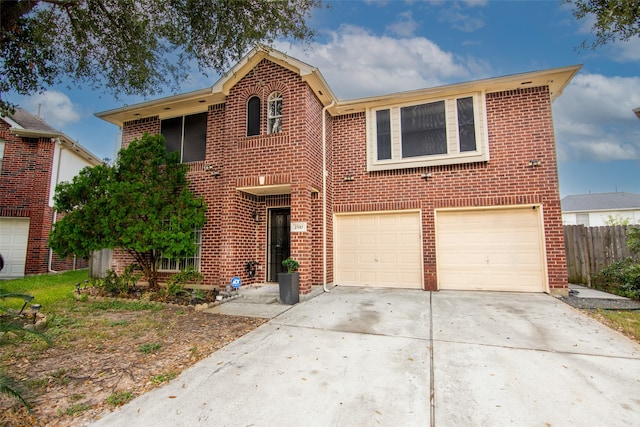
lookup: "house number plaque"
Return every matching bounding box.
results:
[291,222,307,232]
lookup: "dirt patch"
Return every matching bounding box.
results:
[0,303,266,426]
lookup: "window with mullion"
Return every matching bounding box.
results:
[160,112,207,163]
[158,228,202,272]
[268,92,282,134]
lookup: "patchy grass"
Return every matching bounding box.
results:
[138,342,163,354]
[589,309,640,343]
[106,391,134,407]
[151,371,176,385]
[0,271,268,426]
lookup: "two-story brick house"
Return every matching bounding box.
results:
[0,108,101,278]
[97,47,579,295]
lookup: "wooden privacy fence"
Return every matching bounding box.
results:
[564,225,639,285]
[89,249,112,279]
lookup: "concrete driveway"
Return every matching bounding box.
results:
[91,287,640,427]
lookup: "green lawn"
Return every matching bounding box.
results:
[1,270,89,309]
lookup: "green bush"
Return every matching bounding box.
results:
[97,265,142,296]
[628,225,640,255]
[591,258,640,298]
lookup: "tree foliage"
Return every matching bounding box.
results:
[49,133,206,289]
[0,0,322,114]
[566,0,640,49]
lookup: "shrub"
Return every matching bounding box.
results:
[591,258,640,299]
[97,265,141,296]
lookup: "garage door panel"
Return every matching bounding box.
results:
[335,211,423,289]
[0,218,30,278]
[436,207,546,292]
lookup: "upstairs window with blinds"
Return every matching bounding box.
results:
[368,93,488,171]
[161,112,207,163]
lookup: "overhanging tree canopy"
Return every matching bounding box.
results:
[565,0,640,49]
[49,133,207,289]
[0,0,322,114]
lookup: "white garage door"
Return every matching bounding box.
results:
[436,207,547,292]
[0,218,30,278]
[334,211,423,289]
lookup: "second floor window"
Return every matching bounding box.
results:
[161,112,207,162]
[247,96,261,136]
[268,92,282,134]
[0,138,4,172]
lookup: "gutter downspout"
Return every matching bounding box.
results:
[322,101,335,293]
[48,139,63,273]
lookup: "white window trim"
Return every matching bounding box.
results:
[366,92,490,171]
[158,228,203,273]
[267,91,282,134]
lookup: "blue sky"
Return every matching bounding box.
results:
[6,0,640,198]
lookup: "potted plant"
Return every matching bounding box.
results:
[278,257,299,305]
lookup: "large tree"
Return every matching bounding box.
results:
[49,133,206,289]
[0,0,321,114]
[565,0,640,49]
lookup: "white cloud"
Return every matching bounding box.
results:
[24,91,82,128]
[610,37,640,62]
[275,25,489,99]
[386,11,420,37]
[438,3,485,32]
[554,73,640,162]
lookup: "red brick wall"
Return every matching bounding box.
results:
[117,65,567,294]
[331,86,567,292]
[0,123,85,275]
[118,61,328,293]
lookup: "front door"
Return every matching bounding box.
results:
[268,208,290,282]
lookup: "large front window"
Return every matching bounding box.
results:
[368,93,488,171]
[158,228,202,272]
[160,112,207,162]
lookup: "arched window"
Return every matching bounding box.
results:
[247,96,260,136]
[267,92,282,134]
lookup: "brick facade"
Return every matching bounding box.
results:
[109,50,572,295]
[0,121,89,276]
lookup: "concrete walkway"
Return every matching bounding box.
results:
[90,287,640,427]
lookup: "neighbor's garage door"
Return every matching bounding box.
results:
[334,211,423,289]
[0,218,30,278]
[436,207,547,292]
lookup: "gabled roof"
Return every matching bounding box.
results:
[1,108,102,166]
[96,46,581,126]
[561,192,640,212]
[96,46,336,127]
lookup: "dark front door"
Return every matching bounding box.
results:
[268,208,290,282]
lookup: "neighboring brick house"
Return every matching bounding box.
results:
[97,47,580,295]
[0,108,101,278]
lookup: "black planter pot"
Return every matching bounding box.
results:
[277,272,300,305]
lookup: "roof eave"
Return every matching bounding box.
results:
[95,87,217,127]
[329,64,583,116]
[11,128,102,166]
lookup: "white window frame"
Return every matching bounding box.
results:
[158,228,203,272]
[0,138,4,172]
[267,91,282,134]
[366,92,490,171]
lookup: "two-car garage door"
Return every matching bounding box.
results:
[334,207,547,292]
[436,207,547,292]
